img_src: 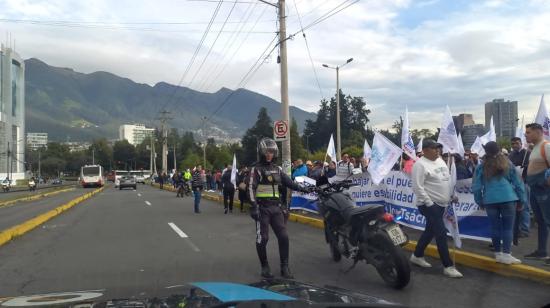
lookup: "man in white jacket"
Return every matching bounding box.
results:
[410,139,463,278]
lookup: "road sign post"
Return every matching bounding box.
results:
[274,120,289,142]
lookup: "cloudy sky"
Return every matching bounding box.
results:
[1,0,549,130]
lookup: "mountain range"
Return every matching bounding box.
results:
[24,58,315,142]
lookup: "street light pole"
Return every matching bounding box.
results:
[322,58,353,161]
[279,0,291,175]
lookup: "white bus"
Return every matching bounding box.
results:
[80,165,105,188]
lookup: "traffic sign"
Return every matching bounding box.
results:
[273,120,288,141]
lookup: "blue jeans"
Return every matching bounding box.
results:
[530,185,550,255]
[414,204,453,267]
[194,189,202,212]
[485,202,516,253]
[519,184,531,233]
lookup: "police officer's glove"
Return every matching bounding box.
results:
[250,204,259,221]
[281,205,290,220]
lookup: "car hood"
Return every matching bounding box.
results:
[0,280,402,307]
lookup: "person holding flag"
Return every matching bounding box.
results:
[472,141,527,264]
[410,139,463,278]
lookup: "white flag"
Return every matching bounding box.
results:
[480,116,496,145]
[470,136,486,157]
[535,94,550,141]
[401,106,417,160]
[417,137,424,153]
[326,134,337,163]
[363,139,372,160]
[443,158,462,248]
[437,106,460,154]
[367,132,403,185]
[457,133,465,158]
[515,116,527,149]
[230,154,237,187]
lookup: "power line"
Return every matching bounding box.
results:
[292,0,324,99]
[187,0,239,88]
[195,1,258,91]
[155,0,223,115]
[202,4,269,91]
[296,0,359,34]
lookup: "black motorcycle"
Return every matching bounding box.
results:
[308,179,411,289]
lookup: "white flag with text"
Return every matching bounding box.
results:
[367,132,403,185]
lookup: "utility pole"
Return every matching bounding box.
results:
[38,151,41,180]
[6,142,9,180]
[173,144,177,171]
[158,110,172,175]
[149,136,153,175]
[92,147,95,165]
[201,116,207,168]
[278,0,291,175]
[336,66,341,161]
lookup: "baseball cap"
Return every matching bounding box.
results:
[422,139,443,149]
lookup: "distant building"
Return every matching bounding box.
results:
[462,124,486,150]
[0,45,25,180]
[119,124,154,146]
[27,133,48,150]
[453,114,475,135]
[485,99,518,139]
[63,141,92,153]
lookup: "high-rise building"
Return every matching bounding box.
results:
[453,114,475,135]
[462,124,486,150]
[27,133,48,150]
[0,45,25,180]
[119,124,155,146]
[485,99,518,139]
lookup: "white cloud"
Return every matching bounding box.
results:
[0,0,549,132]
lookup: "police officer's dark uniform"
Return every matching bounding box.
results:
[248,138,308,279]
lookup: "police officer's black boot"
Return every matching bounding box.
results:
[280,264,294,279]
[261,264,274,279]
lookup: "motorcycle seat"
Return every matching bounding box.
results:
[342,204,383,222]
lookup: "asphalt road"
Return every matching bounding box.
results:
[0,183,76,201]
[0,184,548,308]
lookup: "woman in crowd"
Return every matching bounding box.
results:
[472,142,527,264]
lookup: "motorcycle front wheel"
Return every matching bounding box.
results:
[365,231,410,289]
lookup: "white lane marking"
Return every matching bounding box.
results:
[166,285,186,289]
[145,201,152,206]
[168,222,200,252]
[168,222,188,238]
[137,193,142,197]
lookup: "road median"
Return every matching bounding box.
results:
[0,186,104,248]
[0,186,76,208]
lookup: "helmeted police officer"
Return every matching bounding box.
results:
[248,138,309,279]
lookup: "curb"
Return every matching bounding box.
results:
[0,187,76,209]
[152,183,550,283]
[0,186,105,248]
[289,213,550,284]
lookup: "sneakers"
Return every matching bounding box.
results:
[494,252,503,262]
[410,254,432,268]
[524,251,549,260]
[544,259,550,267]
[443,266,463,278]
[497,253,521,265]
[224,208,228,214]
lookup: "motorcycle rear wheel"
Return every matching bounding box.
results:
[366,232,410,289]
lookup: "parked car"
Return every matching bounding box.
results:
[52,178,63,185]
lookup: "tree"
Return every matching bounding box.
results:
[113,140,136,170]
[180,153,202,170]
[289,118,306,161]
[304,90,371,152]
[241,107,273,165]
[88,138,113,168]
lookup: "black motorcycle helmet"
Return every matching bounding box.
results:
[258,137,279,163]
